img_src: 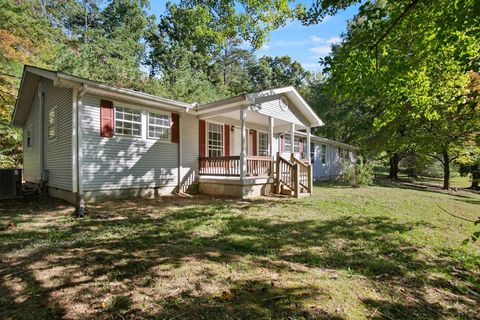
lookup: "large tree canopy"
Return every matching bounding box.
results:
[315,0,480,188]
[0,0,313,167]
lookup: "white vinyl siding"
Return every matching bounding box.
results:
[42,79,73,191]
[81,94,180,192]
[148,112,170,140]
[179,114,199,192]
[208,123,223,157]
[115,106,141,137]
[23,92,41,183]
[254,94,309,126]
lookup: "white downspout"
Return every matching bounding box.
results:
[76,84,87,216]
[38,82,45,180]
[177,112,183,194]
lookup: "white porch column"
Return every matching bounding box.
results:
[268,116,274,157]
[290,123,295,159]
[306,127,311,162]
[240,107,247,180]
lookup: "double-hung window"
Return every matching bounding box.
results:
[339,148,349,160]
[26,125,33,147]
[321,144,327,164]
[310,142,315,163]
[48,108,56,139]
[258,132,269,156]
[148,112,170,141]
[115,106,141,137]
[293,137,301,153]
[208,123,223,157]
[284,134,291,153]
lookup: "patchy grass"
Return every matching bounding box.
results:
[0,183,479,320]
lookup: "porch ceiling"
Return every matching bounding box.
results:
[207,110,306,132]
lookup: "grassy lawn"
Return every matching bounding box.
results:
[1,183,479,319]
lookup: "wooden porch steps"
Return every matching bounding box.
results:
[275,153,313,198]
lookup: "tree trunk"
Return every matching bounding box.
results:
[442,150,450,190]
[471,170,480,189]
[388,154,400,180]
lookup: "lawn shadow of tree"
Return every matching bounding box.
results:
[0,195,479,319]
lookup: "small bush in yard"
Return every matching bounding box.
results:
[340,156,374,187]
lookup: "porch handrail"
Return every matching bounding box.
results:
[199,156,241,176]
[275,154,295,193]
[199,155,272,177]
[291,157,313,194]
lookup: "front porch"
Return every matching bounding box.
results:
[194,88,322,198]
[198,153,313,198]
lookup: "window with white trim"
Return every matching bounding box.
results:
[48,108,56,139]
[321,144,327,164]
[148,112,170,140]
[115,106,141,137]
[310,142,315,164]
[258,132,269,156]
[284,134,291,152]
[339,147,349,160]
[26,125,33,147]
[208,123,223,157]
[294,137,301,153]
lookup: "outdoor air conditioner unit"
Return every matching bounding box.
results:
[0,168,22,199]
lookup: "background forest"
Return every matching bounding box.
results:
[1,0,479,189]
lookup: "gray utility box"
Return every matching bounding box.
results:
[0,169,22,199]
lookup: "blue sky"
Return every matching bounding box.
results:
[147,1,360,72]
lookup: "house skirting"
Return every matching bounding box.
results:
[25,182,178,204]
[83,186,177,203]
[198,176,274,198]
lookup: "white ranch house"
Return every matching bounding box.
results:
[12,66,358,206]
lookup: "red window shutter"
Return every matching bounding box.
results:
[100,99,114,137]
[224,125,230,156]
[252,130,257,156]
[280,134,284,152]
[199,120,206,157]
[171,113,180,143]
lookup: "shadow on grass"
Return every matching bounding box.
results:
[0,195,478,319]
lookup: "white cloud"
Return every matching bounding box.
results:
[238,40,251,49]
[327,37,341,45]
[309,46,331,56]
[301,63,322,71]
[310,35,324,43]
[259,44,270,51]
[319,15,332,24]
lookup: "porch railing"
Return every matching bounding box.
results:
[199,156,272,177]
[291,155,313,196]
[274,153,313,197]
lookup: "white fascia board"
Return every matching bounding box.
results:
[246,86,323,127]
[56,73,193,111]
[195,96,247,115]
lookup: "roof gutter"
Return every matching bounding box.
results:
[56,73,193,111]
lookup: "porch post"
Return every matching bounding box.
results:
[268,117,274,157]
[269,116,274,177]
[306,127,311,162]
[240,107,247,180]
[290,122,295,159]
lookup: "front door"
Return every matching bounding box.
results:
[233,127,242,155]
